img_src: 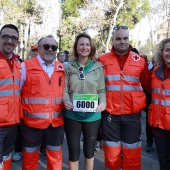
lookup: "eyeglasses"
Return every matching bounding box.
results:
[43,44,57,51]
[113,26,128,32]
[0,34,18,42]
[78,66,85,80]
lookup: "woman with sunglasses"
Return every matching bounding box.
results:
[63,33,106,170]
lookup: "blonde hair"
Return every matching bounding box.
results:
[154,38,170,66]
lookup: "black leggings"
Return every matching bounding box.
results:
[152,127,170,170]
[64,117,101,162]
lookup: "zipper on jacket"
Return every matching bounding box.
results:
[12,63,17,123]
[157,81,164,127]
[58,77,61,87]
[120,70,124,114]
[49,80,51,85]
[49,78,52,123]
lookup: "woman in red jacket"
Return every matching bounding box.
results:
[149,38,170,170]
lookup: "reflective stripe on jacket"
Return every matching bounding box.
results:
[98,51,146,115]
[149,65,170,130]
[0,58,21,126]
[21,57,65,129]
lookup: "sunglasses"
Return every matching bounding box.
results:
[31,49,38,52]
[43,44,57,51]
[78,66,85,80]
[0,34,18,42]
[113,26,128,32]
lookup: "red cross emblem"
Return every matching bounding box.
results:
[132,55,140,61]
[57,64,64,70]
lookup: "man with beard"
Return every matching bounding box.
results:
[20,35,65,170]
[0,24,21,170]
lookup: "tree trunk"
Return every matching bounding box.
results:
[105,0,124,52]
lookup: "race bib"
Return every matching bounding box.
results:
[73,94,98,112]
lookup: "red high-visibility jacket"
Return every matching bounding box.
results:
[0,55,21,126]
[98,51,146,115]
[21,57,65,129]
[149,65,170,130]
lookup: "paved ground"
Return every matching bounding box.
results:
[11,110,159,170]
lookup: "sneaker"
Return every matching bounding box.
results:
[94,141,102,151]
[145,141,153,152]
[40,148,47,159]
[0,162,3,168]
[12,152,22,162]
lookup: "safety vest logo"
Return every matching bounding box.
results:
[132,55,140,61]
[57,64,64,70]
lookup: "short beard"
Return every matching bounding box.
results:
[44,53,55,63]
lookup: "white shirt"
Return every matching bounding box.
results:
[148,61,154,71]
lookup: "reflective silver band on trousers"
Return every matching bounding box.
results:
[24,145,62,152]
[103,140,141,148]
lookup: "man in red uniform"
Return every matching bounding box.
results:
[26,45,38,60]
[30,45,38,58]
[98,26,151,170]
[0,24,21,170]
[20,35,65,170]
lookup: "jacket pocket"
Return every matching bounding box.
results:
[131,91,146,113]
[0,98,9,123]
[55,72,65,97]
[164,108,170,130]
[31,76,39,94]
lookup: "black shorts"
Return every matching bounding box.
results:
[22,123,64,150]
[101,111,141,144]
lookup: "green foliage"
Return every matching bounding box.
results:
[21,0,34,14]
[61,0,84,18]
[117,0,151,28]
[0,0,10,6]
[59,0,84,51]
[0,0,42,25]
[59,0,151,52]
[61,36,73,52]
[0,0,43,59]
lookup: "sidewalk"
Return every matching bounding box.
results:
[140,110,159,170]
[11,110,159,170]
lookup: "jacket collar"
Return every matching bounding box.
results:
[154,65,164,81]
[111,45,132,55]
[69,60,102,71]
[0,51,20,60]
